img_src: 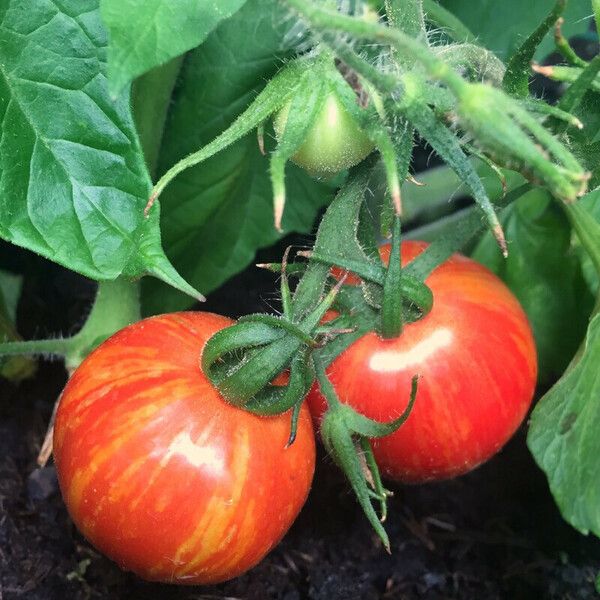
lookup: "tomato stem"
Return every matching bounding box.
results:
[63,279,142,371]
[313,354,341,409]
[381,214,404,339]
[283,0,466,95]
[0,278,141,372]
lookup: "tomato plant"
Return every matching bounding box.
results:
[273,91,375,175]
[53,312,316,584]
[308,241,538,482]
[2,0,600,594]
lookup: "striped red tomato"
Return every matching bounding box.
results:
[308,241,537,482]
[53,312,315,584]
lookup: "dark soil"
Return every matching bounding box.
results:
[1,239,600,600]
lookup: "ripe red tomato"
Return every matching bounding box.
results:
[308,241,537,482]
[53,312,315,584]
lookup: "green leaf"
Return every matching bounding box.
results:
[472,188,592,382]
[438,0,590,61]
[527,310,600,537]
[142,0,333,315]
[503,0,565,97]
[0,0,197,298]
[101,0,247,97]
[527,186,600,539]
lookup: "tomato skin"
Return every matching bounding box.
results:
[273,92,374,176]
[308,241,537,483]
[53,312,315,585]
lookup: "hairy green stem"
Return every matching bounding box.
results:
[283,0,466,94]
[0,279,141,372]
[64,278,141,370]
[385,0,426,67]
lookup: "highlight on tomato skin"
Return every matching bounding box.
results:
[308,241,538,483]
[53,312,316,585]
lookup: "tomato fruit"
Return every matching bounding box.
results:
[273,91,374,176]
[53,312,315,584]
[308,241,537,483]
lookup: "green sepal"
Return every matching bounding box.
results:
[149,57,311,205]
[405,184,533,281]
[554,17,588,68]
[287,400,305,447]
[320,412,391,551]
[503,0,566,97]
[292,163,373,320]
[304,250,433,318]
[520,98,583,131]
[209,336,302,406]
[534,63,600,95]
[270,76,328,229]
[245,348,314,417]
[359,436,391,523]
[238,314,316,346]
[337,375,418,438]
[202,320,286,373]
[557,55,600,125]
[455,83,588,205]
[315,356,419,552]
[398,79,507,255]
[202,259,344,412]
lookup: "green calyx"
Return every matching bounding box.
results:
[203,166,432,449]
[317,353,419,552]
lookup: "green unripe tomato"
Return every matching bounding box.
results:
[273,92,375,176]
